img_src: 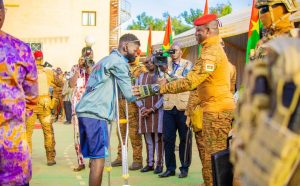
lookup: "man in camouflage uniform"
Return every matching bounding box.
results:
[135,14,235,186]
[111,54,146,170]
[231,1,300,185]
[250,0,299,61]
[233,37,300,186]
[232,0,298,160]
[26,51,63,166]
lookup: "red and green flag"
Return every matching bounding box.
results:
[204,0,209,15]
[162,16,173,52]
[198,0,209,58]
[246,0,263,63]
[146,27,152,56]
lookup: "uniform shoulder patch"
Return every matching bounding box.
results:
[205,64,215,72]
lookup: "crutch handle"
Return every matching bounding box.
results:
[119,119,128,124]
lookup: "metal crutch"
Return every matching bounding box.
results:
[114,78,130,186]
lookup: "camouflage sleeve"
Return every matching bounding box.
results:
[160,52,216,94]
[185,90,200,117]
[52,72,64,88]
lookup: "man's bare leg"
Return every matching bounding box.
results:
[89,158,105,186]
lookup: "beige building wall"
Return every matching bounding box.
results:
[120,30,165,53]
[3,0,110,71]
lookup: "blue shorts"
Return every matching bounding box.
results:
[78,117,108,159]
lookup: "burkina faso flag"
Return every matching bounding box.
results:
[162,16,173,52]
[246,0,263,63]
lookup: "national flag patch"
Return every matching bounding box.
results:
[205,64,215,72]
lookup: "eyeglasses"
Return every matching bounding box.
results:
[260,6,269,14]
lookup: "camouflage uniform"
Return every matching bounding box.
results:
[233,37,300,186]
[160,36,235,186]
[26,64,63,163]
[115,60,146,165]
[231,1,300,185]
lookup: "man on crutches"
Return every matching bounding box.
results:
[76,33,141,186]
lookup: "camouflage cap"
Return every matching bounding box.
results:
[256,0,298,12]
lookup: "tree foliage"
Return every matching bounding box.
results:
[127,2,232,35]
[180,9,203,25]
[209,3,232,17]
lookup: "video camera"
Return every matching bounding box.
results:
[152,49,175,67]
[82,47,95,68]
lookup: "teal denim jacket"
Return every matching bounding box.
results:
[76,50,137,121]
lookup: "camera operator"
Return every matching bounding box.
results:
[69,54,93,172]
[158,42,193,178]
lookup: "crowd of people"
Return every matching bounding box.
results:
[1,0,300,186]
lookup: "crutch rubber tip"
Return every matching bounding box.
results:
[122,174,130,179]
[104,166,112,172]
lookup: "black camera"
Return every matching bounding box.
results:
[82,47,95,68]
[152,49,175,67]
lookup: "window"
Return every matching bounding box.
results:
[82,11,96,26]
[27,43,42,52]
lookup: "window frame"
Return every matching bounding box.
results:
[81,11,97,26]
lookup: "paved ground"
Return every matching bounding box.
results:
[30,122,204,186]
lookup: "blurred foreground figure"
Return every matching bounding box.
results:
[232,37,300,186]
[0,0,38,184]
[250,0,299,61]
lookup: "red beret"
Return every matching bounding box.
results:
[34,50,43,59]
[194,14,217,26]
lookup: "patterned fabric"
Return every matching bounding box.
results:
[25,95,56,161]
[0,31,38,185]
[160,36,235,113]
[202,111,233,186]
[70,64,88,166]
[136,72,163,134]
[144,133,164,167]
[116,100,143,163]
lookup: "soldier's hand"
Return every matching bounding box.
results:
[132,86,141,97]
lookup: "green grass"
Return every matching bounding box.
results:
[30,122,203,186]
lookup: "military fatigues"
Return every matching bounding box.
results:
[232,37,300,186]
[160,36,235,186]
[115,63,146,164]
[231,1,300,185]
[26,66,63,162]
[52,74,64,120]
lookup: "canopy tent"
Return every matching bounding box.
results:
[153,5,300,89]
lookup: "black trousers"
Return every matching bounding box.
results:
[63,101,72,122]
[163,107,190,172]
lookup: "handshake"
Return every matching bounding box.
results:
[132,84,160,100]
[132,78,168,100]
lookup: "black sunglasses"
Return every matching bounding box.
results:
[260,6,269,14]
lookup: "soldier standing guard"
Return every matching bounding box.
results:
[26,51,63,166]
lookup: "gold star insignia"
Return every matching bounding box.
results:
[251,20,260,34]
